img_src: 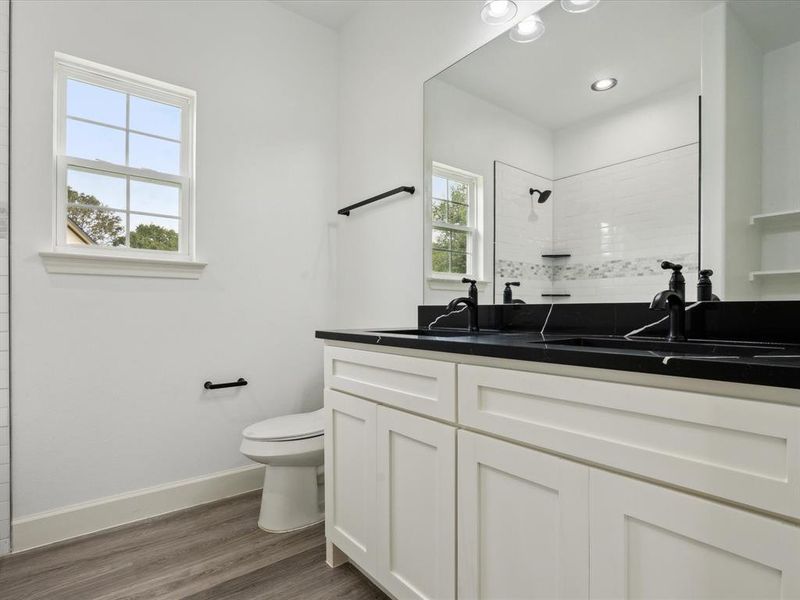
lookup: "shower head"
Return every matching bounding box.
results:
[530,188,552,203]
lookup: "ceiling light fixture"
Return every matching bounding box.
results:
[509,14,546,43]
[481,0,518,25]
[591,77,617,91]
[561,0,600,13]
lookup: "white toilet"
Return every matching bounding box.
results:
[240,409,325,533]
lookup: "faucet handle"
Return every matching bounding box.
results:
[700,269,714,277]
[661,261,683,272]
[461,277,477,284]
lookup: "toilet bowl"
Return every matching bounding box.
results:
[240,409,324,533]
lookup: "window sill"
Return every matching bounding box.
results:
[40,251,207,279]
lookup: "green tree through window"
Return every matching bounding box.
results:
[67,186,179,251]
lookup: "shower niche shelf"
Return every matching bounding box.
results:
[750,209,800,227]
[749,268,800,281]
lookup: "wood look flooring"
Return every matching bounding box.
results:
[0,491,388,600]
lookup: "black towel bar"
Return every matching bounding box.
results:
[204,378,247,390]
[338,185,415,216]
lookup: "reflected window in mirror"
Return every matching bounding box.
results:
[431,163,481,277]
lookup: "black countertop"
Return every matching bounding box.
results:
[315,328,800,392]
[317,302,800,391]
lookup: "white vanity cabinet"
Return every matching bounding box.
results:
[589,469,800,599]
[376,407,456,600]
[324,389,378,572]
[458,430,589,600]
[324,347,457,599]
[323,343,800,600]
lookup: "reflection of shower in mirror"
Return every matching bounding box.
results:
[530,188,552,203]
[528,188,551,222]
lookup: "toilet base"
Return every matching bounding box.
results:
[258,464,324,533]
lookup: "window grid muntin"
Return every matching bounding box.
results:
[65,164,182,250]
[55,55,194,259]
[432,165,478,276]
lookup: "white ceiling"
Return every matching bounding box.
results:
[437,1,713,131]
[271,0,365,30]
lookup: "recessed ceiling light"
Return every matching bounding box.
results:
[561,0,600,13]
[481,0,518,25]
[591,77,617,92]
[509,14,546,43]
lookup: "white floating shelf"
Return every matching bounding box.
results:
[750,209,800,226]
[749,268,800,281]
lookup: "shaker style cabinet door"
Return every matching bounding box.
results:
[375,406,456,600]
[458,430,590,600]
[324,389,378,576]
[590,469,800,599]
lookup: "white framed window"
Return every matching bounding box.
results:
[430,162,481,277]
[45,53,203,277]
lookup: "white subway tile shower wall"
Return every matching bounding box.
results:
[552,144,699,303]
[0,0,8,555]
[496,146,699,304]
[494,162,553,303]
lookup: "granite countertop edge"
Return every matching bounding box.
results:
[315,329,800,392]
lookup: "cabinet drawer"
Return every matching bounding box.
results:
[325,346,456,421]
[458,364,800,520]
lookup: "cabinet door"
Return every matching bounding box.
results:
[458,430,589,600]
[376,406,456,599]
[324,389,378,575]
[590,469,800,599]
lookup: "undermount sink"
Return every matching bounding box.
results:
[372,328,484,337]
[531,336,785,357]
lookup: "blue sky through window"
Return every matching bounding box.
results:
[67,168,126,210]
[66,78,181,175]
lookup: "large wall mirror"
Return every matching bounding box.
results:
[423,0,800,304]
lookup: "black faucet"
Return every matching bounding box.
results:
[447,278,479,332]
[661,261,685,301]
[650,260,688,341]
[463,277,478,304]
[650,290,687,342]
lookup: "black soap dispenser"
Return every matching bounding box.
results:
[697,269,720,301]
[661,261,685,301]
[503,281,520,304]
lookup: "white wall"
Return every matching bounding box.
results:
[11,0,338,520]
[554,81,699,179]
[722,5,762,300]
[762,40,800,216]
[424,78,553,304]
[337,0,550,323]
[760,39,800,298]
[701,3,762,300]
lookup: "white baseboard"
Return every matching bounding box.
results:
[12,464,265,552]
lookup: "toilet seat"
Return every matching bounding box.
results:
[242,409,324,442]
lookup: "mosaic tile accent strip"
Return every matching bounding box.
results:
[496,253,699,283]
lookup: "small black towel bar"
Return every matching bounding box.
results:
[338,185,415,216]
[204,378,248,390]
